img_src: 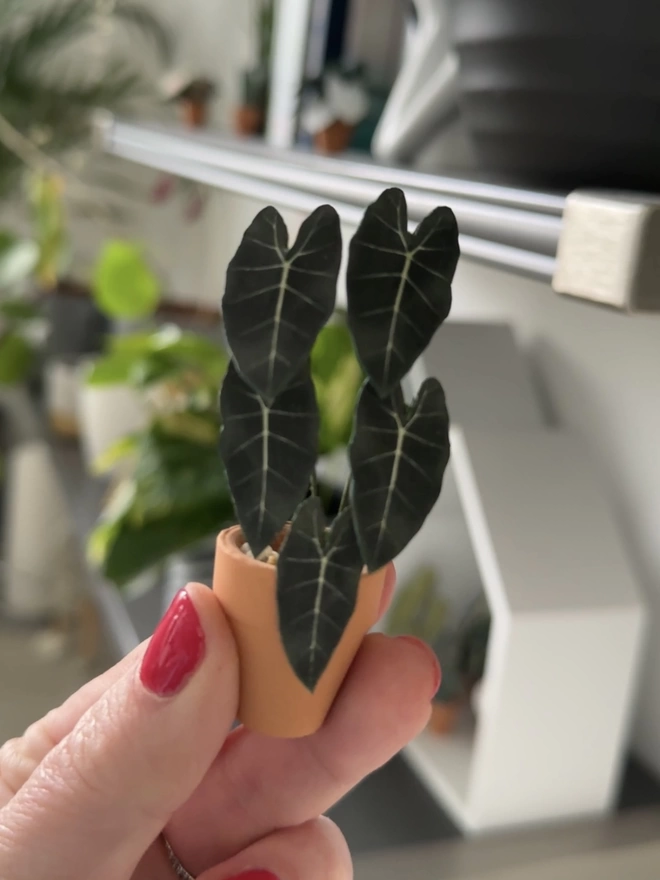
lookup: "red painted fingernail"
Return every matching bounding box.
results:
[396,635,441,697]
[140,590,205,697]
[225,872,280,880]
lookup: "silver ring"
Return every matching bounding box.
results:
[162,834,196,880]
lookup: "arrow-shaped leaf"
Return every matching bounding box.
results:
[346,188,459,397]
[223,204,341,405]
[219,360,319,556]
[349,378,450,571]
[277,496,364,691]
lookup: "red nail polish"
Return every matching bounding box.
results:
[140,590,205,697]
[226,872,279,880]
[396,635,441,697]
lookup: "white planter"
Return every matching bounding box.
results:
[44,360,80,437]
[2,441,77,620]
[77,369,148,474]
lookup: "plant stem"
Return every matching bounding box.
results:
[338,474,352,513]
[309,470,318,497]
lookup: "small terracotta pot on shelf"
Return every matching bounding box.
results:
[428,699,463,736]
[314,120,354,154]
[234,105,264,137]
[213,525,386,738]
[179,99,209,129]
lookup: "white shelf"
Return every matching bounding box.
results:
[404,723,475,831]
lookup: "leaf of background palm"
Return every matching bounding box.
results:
[349,378,451,571]
[113,1,174,65]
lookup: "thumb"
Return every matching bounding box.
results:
[0,584,238,880]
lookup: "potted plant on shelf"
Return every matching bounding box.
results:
[215,186,459,737]
[87,322,233,597]
[299,64,371,154]
[162,72,217,129]
[234,0,274,136]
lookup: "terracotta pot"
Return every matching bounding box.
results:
[180,99,208,129]
[234,105,264,136]
[213,525,386,738]
[314,120,354,154]
[428,699,463,736]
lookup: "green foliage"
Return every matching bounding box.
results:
[311,319,362,455]
[0,0,172,195]
[0,331,34,384]
[91,240,161,320]
[0,230,39,289]
[89,418,234,586]
[386,566,448,644]
[86,324,228,390]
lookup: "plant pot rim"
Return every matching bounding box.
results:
[219,524,281,573]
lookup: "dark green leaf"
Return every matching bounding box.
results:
[346,188,459,397]
[98,500,233,586]
[223,204,341,404]
[349,378,450,571]
[219,360,318,556]
[0,332,34,384]
[277,496,363,691]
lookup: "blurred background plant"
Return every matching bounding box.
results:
[87,308,362,589]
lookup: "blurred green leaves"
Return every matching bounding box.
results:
[92,240,160,320]
[311,317,362,456]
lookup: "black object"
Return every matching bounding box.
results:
[454,0,660,189]
[42,280,109,361]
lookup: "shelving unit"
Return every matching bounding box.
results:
[99,117,660,310]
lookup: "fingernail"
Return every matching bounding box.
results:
[225,872,280,880]
[140,589,205,697]
[396,635,441,697]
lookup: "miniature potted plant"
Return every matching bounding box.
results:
[300,65,371,154]
[215,187,459,737]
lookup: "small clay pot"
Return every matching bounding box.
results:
[213,525,386,738]
[428,699,463,736]
[234,105,264,136]
[314,120,354,154]
[180,99,209,129]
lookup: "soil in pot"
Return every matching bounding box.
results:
[213,525,386,738]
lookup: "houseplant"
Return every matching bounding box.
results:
[87,317,362,591]
[216,186,459,736]
[234,0,274,136]
[299,65,370,154]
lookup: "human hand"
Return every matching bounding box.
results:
[0,570,439,880]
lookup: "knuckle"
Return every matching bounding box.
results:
[0,737,39,799]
